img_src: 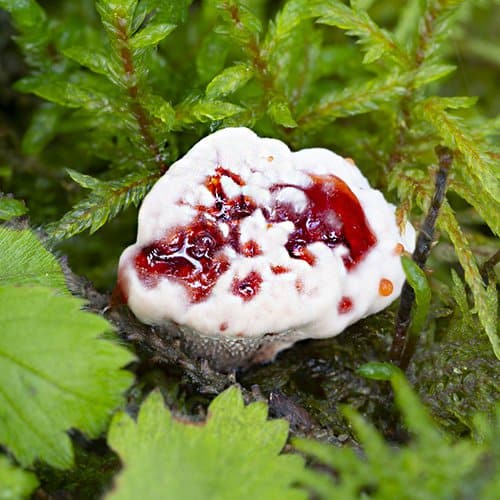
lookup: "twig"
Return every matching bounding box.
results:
[390,145,452,369]
[480,249,500,283]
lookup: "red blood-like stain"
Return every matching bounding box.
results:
[201,167,256,254]
[219,322,228,332]
[338,296,353,314]
[295,280,304,293]
[134,216,229,302]
[111,268,129,306]
[232,271,263,301]
[241,240,261,257]
[133,169,377,303]
[271,265,290,274]
[266,174,376,269]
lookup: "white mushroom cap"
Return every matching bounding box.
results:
[118,127,415,343]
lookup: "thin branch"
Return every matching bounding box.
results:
[390,146,452,369]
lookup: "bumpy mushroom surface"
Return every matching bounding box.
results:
[118,128,415,366]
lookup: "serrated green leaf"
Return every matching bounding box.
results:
[0,198,28,221]
[130,23,177,49]
[0,285,134,469]
[0,227,66,292]
[267,99,298,128]
[107,386,306,500]
[206,64,254,98]
[0,455,39,500]
[401,255,431,335]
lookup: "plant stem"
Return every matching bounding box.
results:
[390,145,452,369]
[115,17,165,171]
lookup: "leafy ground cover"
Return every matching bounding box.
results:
[0,0,498,498]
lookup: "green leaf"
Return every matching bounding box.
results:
[298,73,409,129]
[15,76,113,111]
[0,285,134,469]
[141,94,176,129]
[0,0,46,29]
[272,0,327,41]
[96,0,139,36]
[62,46,110,76]
[21,103,63,155]
[130,23,177,49]
[0,0,50,69]
[0,198,28,221]
[0,226,66,293]
[45,171,161,240]
[107,386,306,500]
[267,99,298,128]
[413,63,456,87]
[420,98,500,236]
[357,361,399,381]
[196,32,230,83]
[401,255,432,335]
[216,0,263,44]
[0,455,39,499]
[438,202,499,359]
[317,1,409,67]
[206,64,254,98]
[177,99,244,124]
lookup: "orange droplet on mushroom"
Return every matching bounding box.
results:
[394,243,405,255]
[379,278,394,296]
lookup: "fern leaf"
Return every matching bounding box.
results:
[420,97,500,236]
[439,202,500,359]
[317,0,410,66]
[45,170,161,240]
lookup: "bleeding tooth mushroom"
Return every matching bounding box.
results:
[117,128,415,369]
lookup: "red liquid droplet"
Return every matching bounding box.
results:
[266,174,376,269]
[271,265,289,274]
[134,216,229,302]
[232,271,263,301]
[338,296,353,314]
[241,240,262,257]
